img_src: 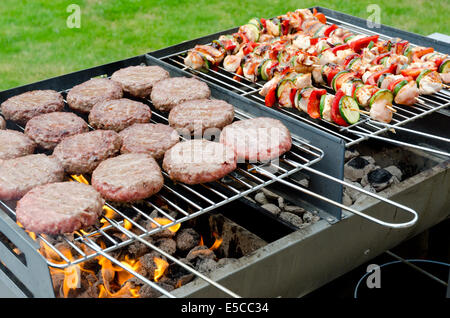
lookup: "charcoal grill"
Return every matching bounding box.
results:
[0,7,448,298]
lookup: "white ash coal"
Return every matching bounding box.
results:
[248,187,320,229]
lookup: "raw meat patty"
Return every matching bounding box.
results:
[66,78,123,113]
[88,98,152,132]
[0,116,6,130]
[111,65,170,98]
[0,90,64,125]
[0,154,64,201]
[168,98,234,135]
[24,112,89,150]
[150,77,210,112]
[219,117,292,162]
[162,139,236,185]
[0,130,36,162]
[92,153,164,202]
[16,182,104,235]
[53,130,122,175]
[119,123,179,160]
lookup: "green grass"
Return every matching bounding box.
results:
[1,0,448,90]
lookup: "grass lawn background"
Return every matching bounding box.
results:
[1,0,448,90]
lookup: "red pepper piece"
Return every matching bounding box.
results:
[327,68,341,87]
[331,89,348,126]
[413,47,434,62]
[314,12,327,24]
[373,52,391,65]
[343,53,360,67]
[395,40,409,55]
[324,24,338,37]
[388,78,405,92]
[307,89,327,119]
[265,86,277,107]
[281,19,290,36]
[289,88,298,106]
[400,68,423,79]
[310,37,319,46]
[367,63,398,86]
[331,44,349,55]
[260,18,267,29]
[243,42,259,56]
[349,35,379,53]
[233,66,243,82]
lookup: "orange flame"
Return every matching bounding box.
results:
[151,218,181,233]
[209,233,223,251]
[153,257,169,282]
[71,174,89,185]
[199,236,204,246]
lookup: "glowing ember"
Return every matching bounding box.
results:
[153,257,169,282]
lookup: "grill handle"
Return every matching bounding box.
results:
[256,164,418,229]
[349,121,450,157]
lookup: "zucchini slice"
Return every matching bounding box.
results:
[369,89,394,108]
[439,59,450,73]
[339,95,360,124]
[277,79,293,99]
[260,60,272,81]
[416,69,432,87]
[393,80,409,96]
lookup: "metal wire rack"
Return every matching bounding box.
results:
[0,87,324,273]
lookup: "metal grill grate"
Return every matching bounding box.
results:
[158,13,450,150]
[0,88,323,270]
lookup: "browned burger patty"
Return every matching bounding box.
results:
[53,130,122,175]
[88,98,152,132]
[92,153,164,202]
[66,78,123,113]
[24,112,89,150]
[16,182,104,235]
[119,123,179,160]
[0,116,6,130]
[219,117,292,162]
[162,139,236,185]
[168,99,234,135]
[0,90,64,125]
[0,154,64,201]
[150,77,211,112]
[111,65,170,98]
[0,130,36,162]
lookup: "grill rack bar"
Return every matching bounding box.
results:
[158,13,450,154]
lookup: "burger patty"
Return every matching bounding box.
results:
[219,117,292,162]
[92,153,164,202]
[0,116,6,130]
[0,130,36,162]
[0,90,64,125]
[119,123,179,160]
[24,112,89,150]
[111,65,170,98]
[53,130,122,175]
[88,98,152,132]
[67,78,123,113]
[162,139,237,185]
[150,77,211,112]
[0,154,64,201]
[168,99,235,135]
[16,182,104,235]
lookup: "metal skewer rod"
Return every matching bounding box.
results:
[255,164,418,229]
